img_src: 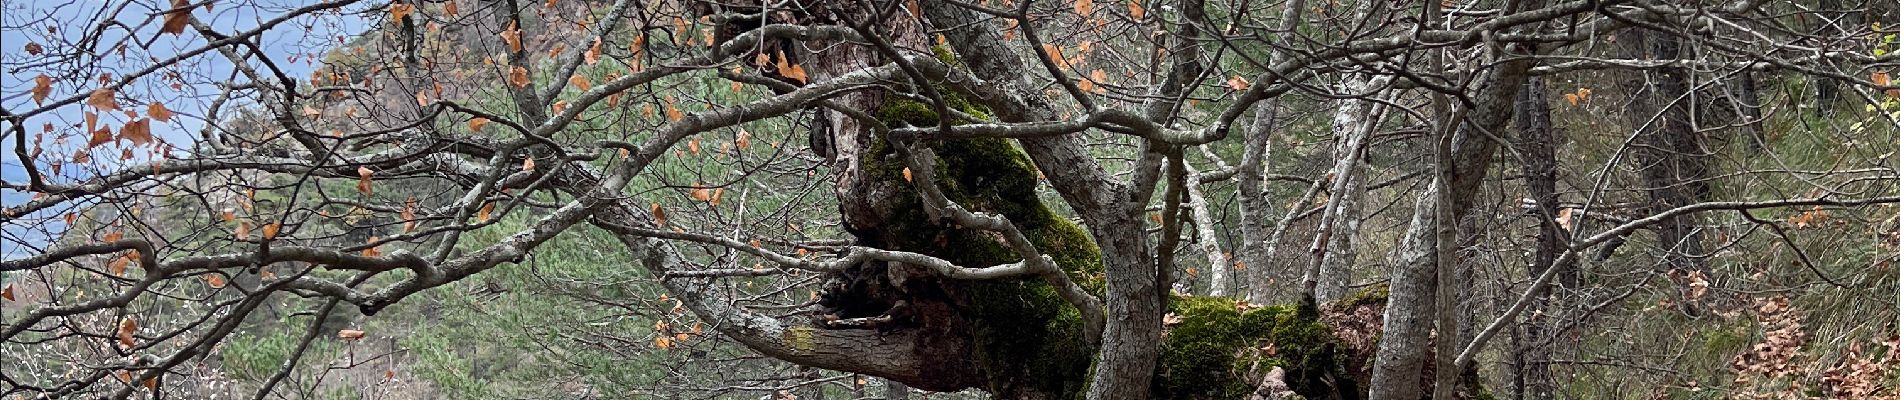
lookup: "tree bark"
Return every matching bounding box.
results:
[1368,38,1537,400]
[1186,161,1233,297]
[1509,76,1565,400]
[1616,27,1711,313]
[1307,75,1391,302]
[1241,0,1311,304]
[922,3,1162,399]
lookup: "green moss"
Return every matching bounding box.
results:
[1337,284,1389,308]
[1154,296,1351,400]
[865,48,1103,397]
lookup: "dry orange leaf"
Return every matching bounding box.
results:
[650,202,668,226]
[147,102,173,122]
[1075,0,1094,14]
[389,3,414,20]
[500,21,522,52]
[261,222,281,240]
[235,221,252,240]
[773,51,808,84]
[688,138,701,155]
[444,0,458,15]
[477,202,496,222]
[749,239,762,248]
[689,183,713,202]
[468,117,489,132]
[654,335,673,349]
[160,0,192,35]
[664,97,684,122]
[522,157,536,171]
[509,66,530,88]
[87,89,120,111]
[1129,0,1145,19]
[569,75,592,91]
[205,274,226,288]
[109,254,131,276]
[119,317,139,347]
[120,118,153,145]
[584,38,602,65]
[337,329,366,341]
[1563,93,1580,106]
[220,210,236,221]
[902,167,913,182]
[402,197,418,233]
[356,166,374,194]
[1226,75,1250,91]
[735,129,752,150]
[30,75,51,105]
[88,127,113,148]
[362,236,383,257]
[3,283,15,302]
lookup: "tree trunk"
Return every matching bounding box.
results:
[1186,161,1234,297]
[1241,0,1311,304]
[1368,40,1536,400]
[1616,27,1711,313]
[923,3,1162,399]
[1307,75,1391,302]
[1509,76,1565,400]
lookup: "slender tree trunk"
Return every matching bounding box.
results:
[1307,76,1391,302]
[1617,27,1711,313]
[1186,162,1233,297]
[1369,35,1536,400]
[1813,0,1846,115]
[1510,76,1564,400]
[1241,0,1310,304]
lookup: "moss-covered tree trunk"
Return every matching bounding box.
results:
[690,2,1373,399]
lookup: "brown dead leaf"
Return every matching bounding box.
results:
[147,102,173,122]
[118,317,139,347]
[30,75,52,105]
[509,66,530,88]
[569,75,592,91]
[86,88,120,111]
[500,21,522,52]
[356,166,374,194]
[120,118,153,145]
[389,3,414,20]
[160,0,192,35]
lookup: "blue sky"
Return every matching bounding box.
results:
[2,0,365,259]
